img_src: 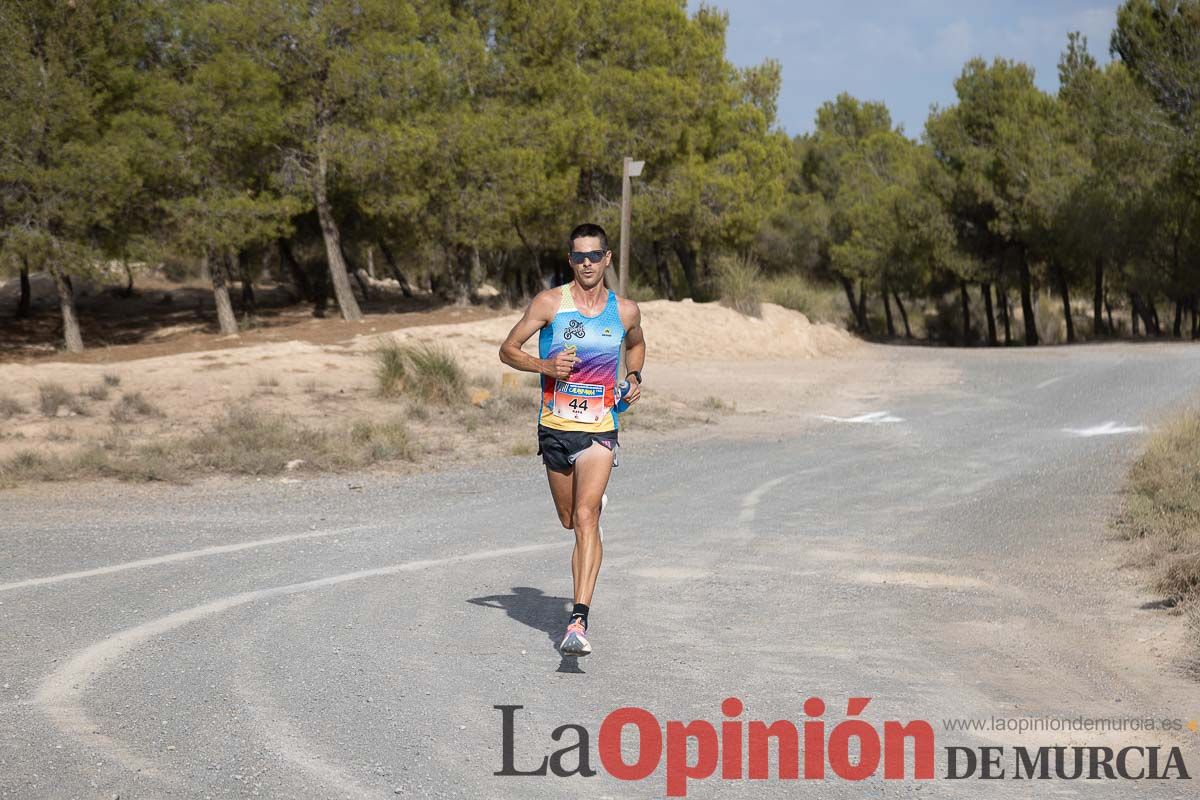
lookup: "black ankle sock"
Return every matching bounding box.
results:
[571,603,589,629]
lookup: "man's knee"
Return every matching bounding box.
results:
[572,504,599,531]
[557,510,574,529]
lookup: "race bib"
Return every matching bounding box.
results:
[552,380,607,424]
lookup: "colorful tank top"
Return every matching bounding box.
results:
[537,283,626,432]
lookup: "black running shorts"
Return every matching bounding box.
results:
[536,425,619,472]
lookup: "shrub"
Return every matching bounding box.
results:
[1118,407,1200,638]
[715,254,763,317]
[38,383,81,417]
[762,274,845,325]
[374,342,408,397]
[374,340,465,404]
[111,392,163,422]
[0,395,27,419]
[627,281,659,303]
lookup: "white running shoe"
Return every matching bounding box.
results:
[559,618,592,656]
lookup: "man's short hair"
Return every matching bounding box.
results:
[569,223,609,252]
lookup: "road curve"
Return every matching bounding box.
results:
[2,342,1199,799]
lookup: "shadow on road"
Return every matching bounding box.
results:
[467,586,584,674]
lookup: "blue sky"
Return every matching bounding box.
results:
[687,0,1116,138]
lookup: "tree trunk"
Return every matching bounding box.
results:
[237,249,256,314]
[312,267,330,318]
[118,260,134,298]
[1145,297,1161,336]
[260,249,274,299]
[1192,297,1199,340]
[959,279,972,345]
[652,240,676,301]
[352,270,371,302]
[1105,297,1115,336]
[1055,263,1074,344]
[981,282,997,346]
[512,222,544,299]
[892,291,911,338]
[673,242,702,300]
[222,248,236,286]
[17,260,31,318]
[857,283,871,335]
[1093,257,1104,336]
[525,258,542,296]
[207,250,238,335]
[340,242,372,303]
[881,284,895,337]
[446,247,469,304]
[1130,293,1141,337]
[997,282,1012,345]
[376,241,415,298]
[312,147,363,321]
[1172,299,1183,338]
[1018,249,1038,345]
[278,238,313,302]
[839,274,860,329]
[48,262,84,353]
[470,246,482,301]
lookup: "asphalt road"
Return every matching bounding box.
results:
[3,342,1200,799]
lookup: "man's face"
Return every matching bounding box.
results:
[567,236,610,288]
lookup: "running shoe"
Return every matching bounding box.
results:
[559,618,592,656]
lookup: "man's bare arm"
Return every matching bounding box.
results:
[499,292,555,375]
[619,299,646,404]
[499,291,581,382]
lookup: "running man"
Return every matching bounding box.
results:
[498,223,646,656]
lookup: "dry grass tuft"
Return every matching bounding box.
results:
[761,273,845,324]
[0,408,420,486]
[111,392,163,423]
[702,395,735,413]
[374,340,465,404]
[0,395,27,419]
[715,253,763,318]
[1117,407,1200,649]
[39,383,84,416]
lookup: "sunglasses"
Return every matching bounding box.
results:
[569,250,608,265]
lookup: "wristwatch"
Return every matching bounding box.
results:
[625,370,642,385]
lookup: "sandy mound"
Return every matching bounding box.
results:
[347,299,856,374]
[639,299,856,360]
[0,297,865,466]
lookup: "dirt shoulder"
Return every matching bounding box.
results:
[0,298,950,487]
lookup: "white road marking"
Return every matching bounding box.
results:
[738,476,790,524]
[1035,377,1063,390]
[0,525,375,593]
[817,411,904,424]
[36,540,568,783]
[235,675,378,800]
[1063,421,1148,438]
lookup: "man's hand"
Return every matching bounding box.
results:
[623,375,641,405]
[545,349,577,380]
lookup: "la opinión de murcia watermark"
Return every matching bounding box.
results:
[943,715,1199,734]
[494,698,1193,797]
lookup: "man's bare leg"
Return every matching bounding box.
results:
[546,466,575,531]
[568,442,614,606]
